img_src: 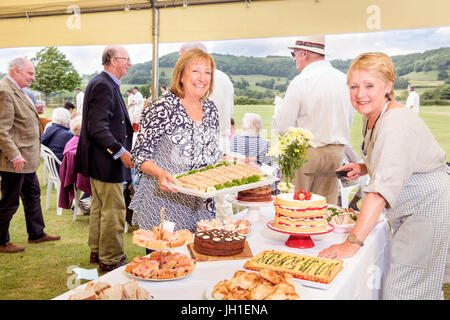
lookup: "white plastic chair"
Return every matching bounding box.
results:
[40,145,63,215]
[41,155,48,186]
[73,186,82,221]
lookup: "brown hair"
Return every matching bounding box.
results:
[170,48,215,99]
[347,52,396,100]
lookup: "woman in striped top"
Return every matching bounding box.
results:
[230,113,273,166]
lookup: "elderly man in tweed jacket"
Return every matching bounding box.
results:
[0,57,60,254]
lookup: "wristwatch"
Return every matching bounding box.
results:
[347,234,364,247]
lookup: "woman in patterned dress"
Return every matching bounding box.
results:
[129,49,222,233]
[319,52,450,299]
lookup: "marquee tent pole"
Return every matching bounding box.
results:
[151,0,160,101]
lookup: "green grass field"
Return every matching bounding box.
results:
[1,104,449,300]
[233,104,450,161]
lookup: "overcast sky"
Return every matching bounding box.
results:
[0,26,449,75]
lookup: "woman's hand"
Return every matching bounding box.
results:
[156,169,179,193]
[140,160,179,193]
[318,241,360,260]
[319,192,386,260]
[337,162,367,181]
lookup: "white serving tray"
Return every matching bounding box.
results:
[168,175,279,199]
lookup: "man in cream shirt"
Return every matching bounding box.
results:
[131,87,144,124]
[76,88,84,114]
[406,85,420,114]
[272,35,354,205]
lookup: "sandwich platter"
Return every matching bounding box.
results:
[168,175,278,199]
[169,161,279,199]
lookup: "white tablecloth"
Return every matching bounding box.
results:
[54,206,391,300]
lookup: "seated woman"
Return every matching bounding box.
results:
[59,116,91,213]
[129,49,222,233]
[230,113,273,166]
[41,107,73,161]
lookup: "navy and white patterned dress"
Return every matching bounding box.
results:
[129,92,223,232]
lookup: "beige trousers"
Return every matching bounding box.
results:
[88,178,126,265]
[294,144,344,205]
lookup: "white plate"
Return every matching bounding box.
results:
[122,269,194,282]
[65,280,156,300]
[327,205,358,234]
[204,281,313,300]
[168,175,279,199]
[328,206,386,234]
[331,223,355,233]
[292,268,344,290]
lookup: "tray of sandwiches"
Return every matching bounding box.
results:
[169,161,279,199]
[132,227,193,250]
[123,251,196,281]
[243,250,344,290]
[205,269,308,300]
[67,279,153,300]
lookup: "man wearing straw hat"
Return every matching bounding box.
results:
[272,35,354,205]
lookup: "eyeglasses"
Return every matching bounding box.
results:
[113,56,131,62]
[290,50,301,58]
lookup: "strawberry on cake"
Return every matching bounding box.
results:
[274,190,328,232]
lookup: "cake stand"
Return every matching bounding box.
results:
[266,220,335,249]
[225,194,275,223]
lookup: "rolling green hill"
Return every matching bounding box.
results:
[113,47,450,101]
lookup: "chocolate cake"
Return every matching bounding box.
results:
[194,229,246,256]
[237,186,273,202]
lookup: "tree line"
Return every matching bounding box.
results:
[2,46,448,104]
[121,47,450,85]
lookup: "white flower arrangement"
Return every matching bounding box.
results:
[268,127,315,190]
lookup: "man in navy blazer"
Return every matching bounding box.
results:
[75,45,133,272]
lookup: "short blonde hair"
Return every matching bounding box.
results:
[70,115,82,136]
[170,48,215,99]
[347,52,396,100]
